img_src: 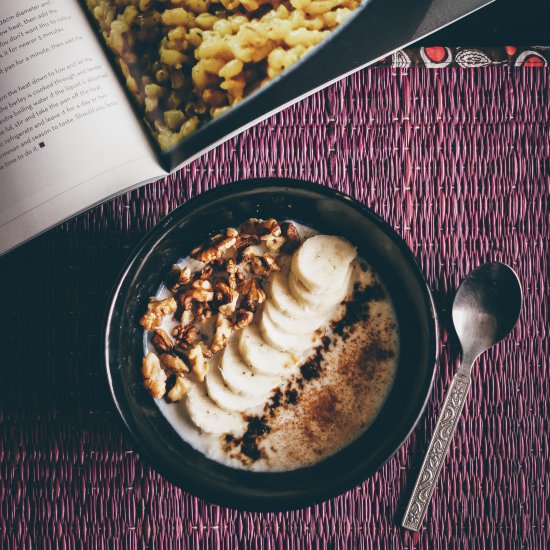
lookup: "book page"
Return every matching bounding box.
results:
[0,0,164,254]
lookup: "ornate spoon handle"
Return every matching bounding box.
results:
[402,369,471,531]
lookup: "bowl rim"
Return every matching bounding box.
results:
[104,178,439,511]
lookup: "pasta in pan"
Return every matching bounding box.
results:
[85,0,361,150]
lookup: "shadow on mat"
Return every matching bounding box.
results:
[1,228,143,428]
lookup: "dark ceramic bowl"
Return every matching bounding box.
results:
[105,179,438,511]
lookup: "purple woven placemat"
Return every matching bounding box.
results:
[1,67,549,547]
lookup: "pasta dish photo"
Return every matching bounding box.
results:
[84,0,362,150]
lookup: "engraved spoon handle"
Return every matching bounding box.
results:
[402,369,471,531]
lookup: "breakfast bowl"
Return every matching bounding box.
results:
[105,178,438,511]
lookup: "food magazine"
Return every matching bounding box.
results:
[0,0,492,254]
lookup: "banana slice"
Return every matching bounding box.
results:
[259,311,316,354]
[263,301,323,334]
[269,271,310,318]
[291,235,357,293]
[288,267,352,311]
[220,337,281,396]
[185,382,245,435]
[205,363,269,412]
[239,324,296,375]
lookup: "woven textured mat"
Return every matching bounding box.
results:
[1,67,549,547]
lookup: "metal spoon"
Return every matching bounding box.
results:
[402,262,522,531]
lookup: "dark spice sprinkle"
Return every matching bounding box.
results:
[300,361,321,381]
[240,416,271,461]
[223,416,271,462]
[332,283,385,339]
[285,389,298,404]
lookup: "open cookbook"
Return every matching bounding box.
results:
[0,0,492,255]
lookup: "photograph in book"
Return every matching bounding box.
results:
[0,0,493,256]
[83,0,365,151]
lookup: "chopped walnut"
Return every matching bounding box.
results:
[281,222,301,253]
[139,297,177,330]
[191,230,237,264]
[233,309,254,330]
[178,281,214,316]
[235,233,260,250]
[195,265,213,281]
[226,259,237,289]
[211,313,232,354]
[240,218,281,236]
[189,279,214,302]
[178,293,194,312]
[167,376,191,402]
[152,329,173,352]
[168,265,192,293]
[142,352,167,399]
[262,234,286,252]
[197,341,213,359]
[251,253,280,277]
[172,325,199,354]
[159,353,189,375]
[237,278,267,305]
[214,281,239,316]
[172,324,199,346]
[195,303,212,322]
[180,309,194,326]
[237,245,257,264]
[189,344,208,382]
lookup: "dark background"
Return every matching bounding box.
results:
[422,0,550,45]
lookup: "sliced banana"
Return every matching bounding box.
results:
[288,267,352,311]
[263,301,323,334]
[291,235,357,293]
[269,270,310,318]
[220,337,281,396]
[239,324,296,376]
[205,363,268,412]
[259,311,315,354]
[185,382,245,435]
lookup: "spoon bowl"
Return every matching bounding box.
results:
[452,263,523,363]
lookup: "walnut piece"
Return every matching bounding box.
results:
[237,245,257,264]
[159,353,189,375]
[262,234,286,252]
[197,341,213,358]
[152,329,173,352]
[211,313,232,354]
[240,218,281,236]
[235,233,260,250]
[180,309,194,326]
[195,264,213,281]
[139,297,177,330]
[172,324,199,354]
[189,279,214,302]
[142,352,167,399]
[189,344,208,381]
[195,303,212,322]
[166,375,191,403]
[191,230,237,264]
[173,324,199,344]
[251,253,280,277]
[226,259,237,289]
[233,309,254,330]
[168,265,192,293]
[237,278,266,306]
[214,281,239,316]
[281,222,301,253]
